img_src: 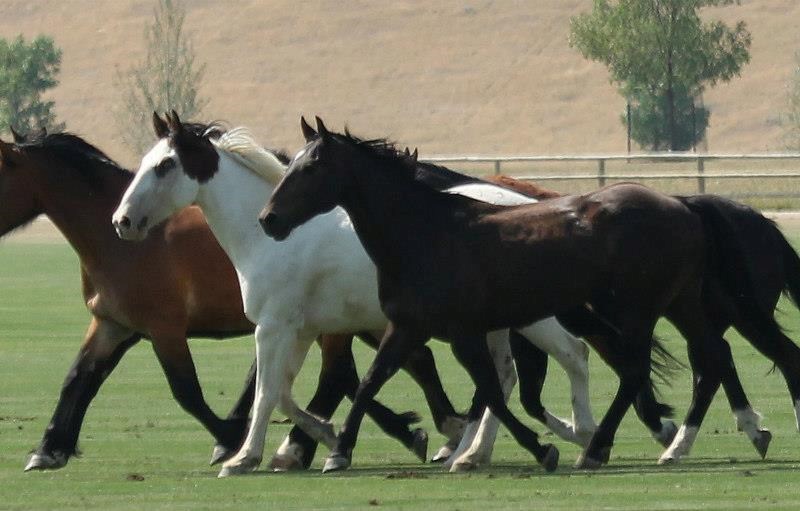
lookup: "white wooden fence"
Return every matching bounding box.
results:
[423,153,800,198]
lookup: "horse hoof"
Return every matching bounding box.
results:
[431,442,456,463]
[322,453,351,473]
[541,444,559,473]
[655,420,679,448]
[209,444,236,466]
[574,452,602,470]
[657,454,678,465]
[411,428,428,463]
[24,452,67,472]
[268,454,305,472]
[598,446,611,464]
[752,430,772,459]
[449,458,478,473]
[218,457,260,478]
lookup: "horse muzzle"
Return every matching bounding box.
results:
[259,211,290,241]
[112,213,149,241]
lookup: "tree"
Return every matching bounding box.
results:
[114,0,207,155]
[786,50,800,150]
[0,35,65,135]
[570,0,751,151]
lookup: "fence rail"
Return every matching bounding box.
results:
[423,153,800,198]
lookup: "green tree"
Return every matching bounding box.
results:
[0,35,64,135]
[570,0,751,151]
[114,0,207,155]
[786,50,800,150]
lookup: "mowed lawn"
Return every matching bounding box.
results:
[2,240,800,510]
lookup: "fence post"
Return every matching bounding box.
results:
[598,159,606,187]
[696,157,705,194]
[494,160,501,176]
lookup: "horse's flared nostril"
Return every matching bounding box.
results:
[117,215,131,229]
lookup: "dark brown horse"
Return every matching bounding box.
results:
[0,128,463,471]
[260,118,781,471]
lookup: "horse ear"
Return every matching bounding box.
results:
[300,116,317,142]
[411,148,418,162]
[9,127,24,144]
[315,116,329,138]
[403,147,410,156]
[153,112,169,138]
[168,110,184,134]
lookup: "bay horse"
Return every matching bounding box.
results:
[113,112,644,476]
[0,127,461,472]
[259,117,781,471]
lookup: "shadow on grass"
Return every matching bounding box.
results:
[200,456,800,480]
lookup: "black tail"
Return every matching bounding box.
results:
[679,196,786,341]
[650,335,685,390]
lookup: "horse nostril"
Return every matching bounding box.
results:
[259,212,275,228]
[118,216,131,229]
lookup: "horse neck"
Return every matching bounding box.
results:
[36,160,134,269]
[340,159,449,275]
[195,153,278,265]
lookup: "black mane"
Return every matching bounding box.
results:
[333,129,478,190]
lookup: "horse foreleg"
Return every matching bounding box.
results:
[323,323,426,473]
[210,359,256,465]
[219,323,297,477]
[447,329,515,472]
[26,318,139,471]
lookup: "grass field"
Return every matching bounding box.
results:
[3,240,800,510]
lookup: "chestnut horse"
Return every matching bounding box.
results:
[0,128,462,471]
[260,118,784,471]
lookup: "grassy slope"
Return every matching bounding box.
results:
[2,240,800,510]
[0,1,798,167]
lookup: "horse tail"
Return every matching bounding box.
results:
[679,196,786,341]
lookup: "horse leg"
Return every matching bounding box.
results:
[447,329,516,472]
[219,323,299,477]
[210,359,256,465]
[576,322,653,470]
[517,318,596,446]
[25,318,139,471]
[323,323,427,473]
[659,303,725,464]
[272,332,428,470]
[584,334,678,447]
[150,329,248,463]
[271,334,355,471]
[359,330,466,459]
[449,333,558,471]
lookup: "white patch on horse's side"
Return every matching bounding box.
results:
[734,407,763,442]
[659,425,699,463]
[444,182,538,206]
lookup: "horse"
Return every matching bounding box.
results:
[468,174,800,462]
[259,117,783,471]
[0,127,460,472]
[112,111,657,476]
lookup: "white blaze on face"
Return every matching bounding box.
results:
[444,182,538,206]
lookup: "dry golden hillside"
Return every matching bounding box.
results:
[1,0,798,167]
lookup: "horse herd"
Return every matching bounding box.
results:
[3,111,800,477]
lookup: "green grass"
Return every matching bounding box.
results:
[3,241,800,510]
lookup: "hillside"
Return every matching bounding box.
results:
[1,0,798,167]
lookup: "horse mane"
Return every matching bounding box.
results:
[17,131,132,185]
[212,127,287,184]
[333,129,418,176]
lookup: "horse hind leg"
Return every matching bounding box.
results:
[26,318,139,471]
[447,329,515,472]
[450,333,559,472]
[211,359,256,465]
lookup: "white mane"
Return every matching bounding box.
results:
[212,127,285,185]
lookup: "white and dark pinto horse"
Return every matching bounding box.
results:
[113,113,628,475]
